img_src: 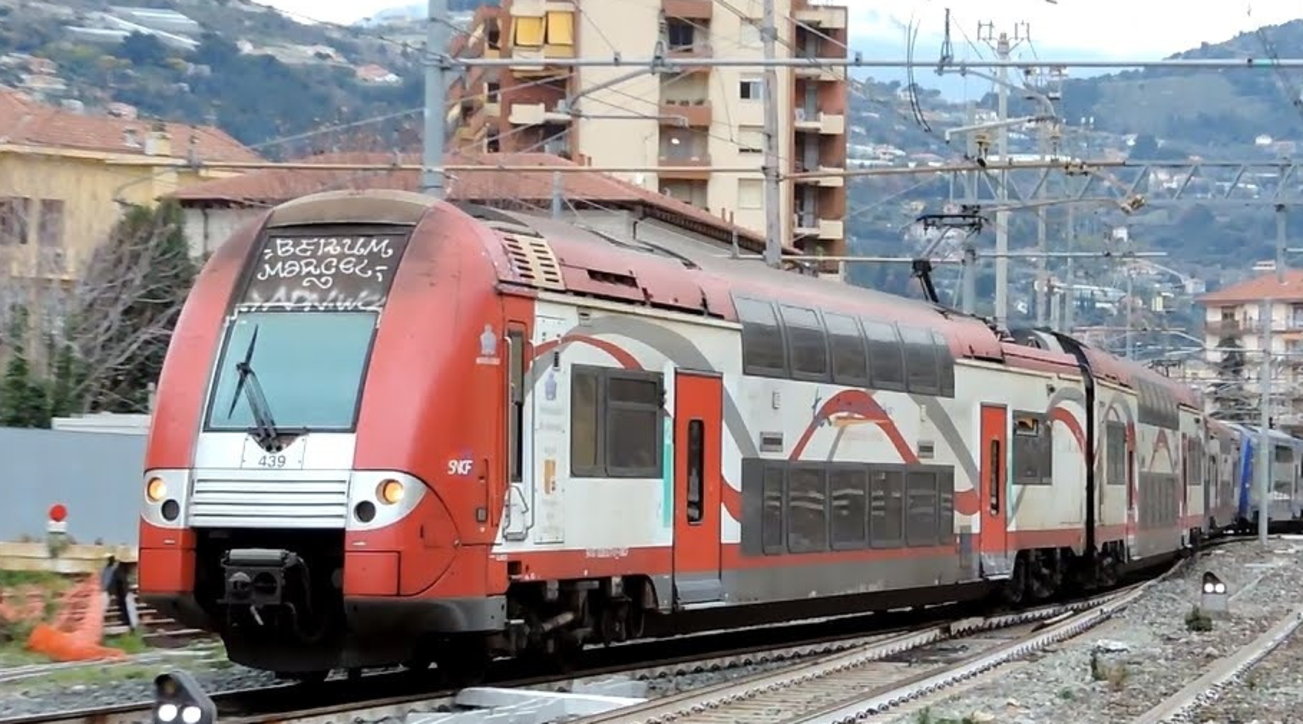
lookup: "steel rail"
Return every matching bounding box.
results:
[0,536,1253,724]
[565,587,1143,724]
[1130,606,1303,724]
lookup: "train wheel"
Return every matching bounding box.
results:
[1000,554,1026,606]
[435,636,492,688]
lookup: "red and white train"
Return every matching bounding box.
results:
[139,189,1218,679]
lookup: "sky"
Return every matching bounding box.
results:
[259,0,1303,59]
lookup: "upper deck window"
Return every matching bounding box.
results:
[205,311,377,433]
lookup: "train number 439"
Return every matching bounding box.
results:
[257,454,289,468]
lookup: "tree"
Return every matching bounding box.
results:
[53,200,196,414]
[0,306,51,428]
[1210,336,1253,422]
[118,32,169,68]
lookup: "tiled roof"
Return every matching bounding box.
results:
[169,151,769,247]
[0,89,261,163]
[1198,269,1303,304]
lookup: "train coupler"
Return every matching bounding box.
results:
[219,548,304,607]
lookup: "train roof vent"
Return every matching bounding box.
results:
[501,232,565,291]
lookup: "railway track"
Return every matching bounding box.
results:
[0,534,1255,724]
[1130,606,1303,723]
[567,581,1159,724]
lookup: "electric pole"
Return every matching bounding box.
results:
[1259,297,1272,545]
[1064,202,1076,332]
[761,0,782,267]
[1277,203,1288,281]
[423,0,449,197]
[1035,121,1049,326]
[979,21,1027,328]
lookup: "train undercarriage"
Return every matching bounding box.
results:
[174,529,1212,684]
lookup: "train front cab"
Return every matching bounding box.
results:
[140,192,515,675]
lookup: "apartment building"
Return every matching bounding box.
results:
[447,0,849,275]
[1199,269,1303,431]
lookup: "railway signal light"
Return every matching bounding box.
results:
[153,671,215,724]
[1201,572,1229,615]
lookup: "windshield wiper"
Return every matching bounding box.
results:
[227,326,281,450]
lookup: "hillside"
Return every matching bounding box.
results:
[1005,19,1303,153]
[0,0,424,154]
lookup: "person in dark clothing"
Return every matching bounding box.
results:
[101,555,137,633]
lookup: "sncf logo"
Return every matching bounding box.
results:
[448,459,474,476]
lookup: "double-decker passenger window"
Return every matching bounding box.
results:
[570,365,663,478]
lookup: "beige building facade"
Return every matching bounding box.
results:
[448,0,849,275]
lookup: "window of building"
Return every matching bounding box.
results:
[666,19,695,48]
[570,365,664,478]
[37,200,63,248]
[545,11,574,45]
[739,20,762,47]
[738,125,764,153]
[485,81,500,102]
[737,178,763,209]
[513,15,545,47]
[0,197,29,246]
[739,78,762,100]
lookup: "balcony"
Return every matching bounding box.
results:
[658,154,711,180]
[819,218,844,240]
[659,99,712,127]
[795,5,847,29]
[668,41,713,60]
[795,107,845,134]
[1206,318,1244,335]
[794,211,819,236]
[795,64,847,82]
[508,102,572,126]
[663,0,712,20]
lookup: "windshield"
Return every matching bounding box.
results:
[205,311,378,432]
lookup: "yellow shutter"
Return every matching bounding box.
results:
[545,11,574,45]
[513,16,545,47]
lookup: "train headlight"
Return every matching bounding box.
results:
[146,477,167,503]
[377,479,404,505]
[152,671,214,724]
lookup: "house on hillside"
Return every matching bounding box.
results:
[1198,270,1303,432]
[0,88,259,286]
[166,151,790,261]
[356,64,402,85]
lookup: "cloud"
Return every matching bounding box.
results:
[847,0,1303,60]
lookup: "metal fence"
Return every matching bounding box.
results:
[0,426,145,547]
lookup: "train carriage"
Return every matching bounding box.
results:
[1205,419,1241,533]
[138,190,1218,679]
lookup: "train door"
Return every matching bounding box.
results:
[979,405,1009,571]
[501,321,529,542]
[672,370,723,605]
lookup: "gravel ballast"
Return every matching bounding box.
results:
[884,537,1303,724]
[0,645,279,719]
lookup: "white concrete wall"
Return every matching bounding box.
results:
[181,206,258,259]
